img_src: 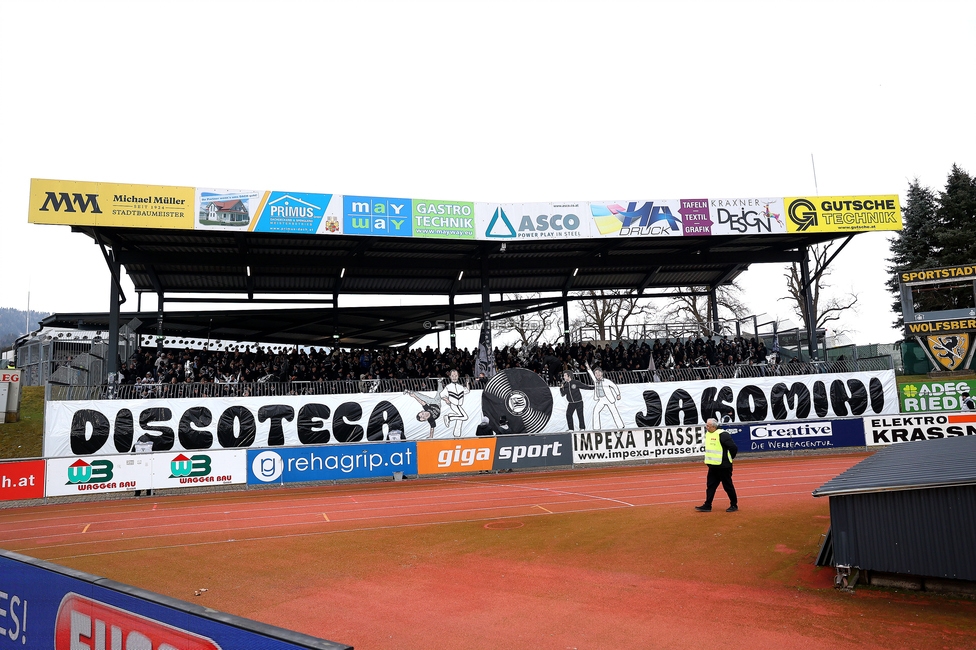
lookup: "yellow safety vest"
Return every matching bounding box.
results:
[704,429,729,466]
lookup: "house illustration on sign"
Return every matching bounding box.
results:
[201,199,250,225]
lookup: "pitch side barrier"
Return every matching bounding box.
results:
[2,415,880,504]
[0,548,351,650]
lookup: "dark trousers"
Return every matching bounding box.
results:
[704,465,737,507]
[566,402,585,430]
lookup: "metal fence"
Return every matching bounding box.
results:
[15,328,137,387]
[50,377,447,401]
[47,356,893,401]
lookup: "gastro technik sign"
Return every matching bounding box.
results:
[29,179,901,239]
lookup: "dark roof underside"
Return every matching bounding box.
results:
[76,226,849,296]
[813,435,976,497]
[41,297,566,349]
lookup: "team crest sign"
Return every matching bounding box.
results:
[923,334,973,371]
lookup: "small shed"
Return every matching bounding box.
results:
[813,435,976,589]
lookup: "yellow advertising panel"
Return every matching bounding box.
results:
[29,179,195,229]
[784,195,902,233]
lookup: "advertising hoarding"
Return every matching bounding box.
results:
[30,179,901,238]
[0,551,350,649]
[29,179,195,229]
[864,413,976,446]
[898,379,976,413]
[0,460,45,501]
[247,442,416,484]
[784,195,902,233]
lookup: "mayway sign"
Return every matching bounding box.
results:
[864,414,976,446]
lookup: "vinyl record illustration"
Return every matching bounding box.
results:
[482,368,553,434]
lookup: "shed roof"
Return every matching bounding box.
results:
[813,435,976,497]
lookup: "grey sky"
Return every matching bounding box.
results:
[2,0,974,347]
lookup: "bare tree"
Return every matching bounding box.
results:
[492,293,561,350]
[575,289,655,341]
[658,282,748,337]
[782,242,858,334]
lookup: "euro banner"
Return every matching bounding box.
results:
[0,550,352,650]
[785,195,901,233]
[29,179,195,229]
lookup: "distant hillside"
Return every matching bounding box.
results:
[0,307,51,350]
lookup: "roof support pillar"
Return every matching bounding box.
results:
[156,293,165,353]
[562,291,571,346]
[708,287,720,336]
[449,294,457,351]
[107,254,122,378]
[800,245,819,361]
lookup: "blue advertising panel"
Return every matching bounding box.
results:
[343,195,412,237]
[0,550,349,650]
[247,442,417,485]
[726,417,866,453]
[253,191,335,234]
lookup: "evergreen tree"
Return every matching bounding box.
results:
[934,164,976,266]
[887,164,976,332]
[886,179,939,329]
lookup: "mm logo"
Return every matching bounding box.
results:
[169,453,212,478]
[55,593,221,650]
[40,191,103,214]
[66,459,113,485]
[788,198,817,231]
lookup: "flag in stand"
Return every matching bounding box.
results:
[476,314,496,378]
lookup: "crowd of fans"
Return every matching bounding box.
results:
[118,334,774,389]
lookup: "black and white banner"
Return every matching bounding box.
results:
[44,369,898,457]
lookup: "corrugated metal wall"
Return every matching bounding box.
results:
[830,486,976,581]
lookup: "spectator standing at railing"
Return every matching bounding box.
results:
[962,391,976,411]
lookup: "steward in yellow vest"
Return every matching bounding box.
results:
[695,418,738,512]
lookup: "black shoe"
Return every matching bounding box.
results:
[694,505,712,512]
[726,505,738,512]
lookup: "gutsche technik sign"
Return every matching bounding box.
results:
[29,179,901,239]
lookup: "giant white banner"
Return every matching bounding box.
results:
[44,369,898,457]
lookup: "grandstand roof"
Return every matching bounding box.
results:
[73,226,845,297]
[40,296,567,348]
